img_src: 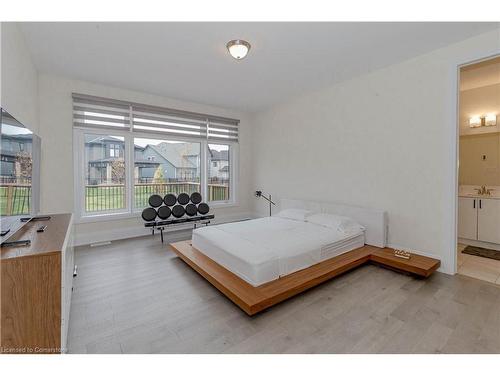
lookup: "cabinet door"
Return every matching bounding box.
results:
[458,197,477,240]
[477,199,500,244]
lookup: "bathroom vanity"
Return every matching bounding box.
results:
[458,185,500,249]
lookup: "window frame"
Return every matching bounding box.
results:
[206,142,238,207]
[74,127,238,223]
[74,128,132,222]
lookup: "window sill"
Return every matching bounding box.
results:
[209,200,239,209]
[75,211,140,224]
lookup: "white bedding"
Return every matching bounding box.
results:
[191,217,365,286]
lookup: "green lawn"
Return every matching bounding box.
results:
[0,186,31,216]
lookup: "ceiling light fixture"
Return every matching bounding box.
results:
[226,39,251,60]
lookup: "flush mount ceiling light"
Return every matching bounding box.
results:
[226,39,251,60]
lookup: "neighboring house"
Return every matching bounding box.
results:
[141,142,200,181]
[133,144,161,182]
[0,133,33,183]
[86,135,160,184]
[208,149,229,181]
[86,135,126,184]
[85,137,201,184]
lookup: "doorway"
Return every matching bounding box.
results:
[457,55,500,284]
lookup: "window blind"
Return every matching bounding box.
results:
[207,120,239,142]
[73,95,131,129]
[132,105,208,140]
[72,93,239,142]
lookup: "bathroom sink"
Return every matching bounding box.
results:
[460,193,500,199]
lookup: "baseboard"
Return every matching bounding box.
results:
[73,211,257,247]
[387,243,449,274]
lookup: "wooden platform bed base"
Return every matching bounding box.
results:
[169,240,440,316]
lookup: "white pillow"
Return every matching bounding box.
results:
[306,213,365,233]
[275,208,314,222]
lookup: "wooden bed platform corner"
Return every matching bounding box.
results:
[169,240,440,316]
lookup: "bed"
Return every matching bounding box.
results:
[170,199,439,315]
[192,216,365,286]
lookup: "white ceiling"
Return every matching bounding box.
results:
[19,22,499,113]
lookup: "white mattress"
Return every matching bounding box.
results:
[191,217,365,287]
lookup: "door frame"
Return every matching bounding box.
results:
[449,52,500,275]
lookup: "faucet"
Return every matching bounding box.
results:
[475,186,494,196]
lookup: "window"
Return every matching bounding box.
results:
[73,94,239,220]
[109,143,120,158]
[84,134,126,213]
[134,138,200,208]
[208,144,230,202]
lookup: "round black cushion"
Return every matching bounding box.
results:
[141,207,157,221]
[163,194,177,207]
[185,203,197,216]
[157,206,171,220]
[148,194,163,208]
[197,203,209,215]
[172,205,185,218]
[177,193,190,205]
[190,192,202,204]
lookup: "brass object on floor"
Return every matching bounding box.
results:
[394,249,411,260]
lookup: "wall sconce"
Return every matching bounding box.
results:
[469,116,482,128]
[469,114,497,128]
[485,114,497,127]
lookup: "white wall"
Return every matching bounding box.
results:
[0,23,38,133]
[251,28,500,274]
[38,74,254,245]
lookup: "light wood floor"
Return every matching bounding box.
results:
[67,235,500,354]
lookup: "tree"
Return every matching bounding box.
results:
[153,166,165,183]
[15,151,32,184]
[110,158,125,184]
